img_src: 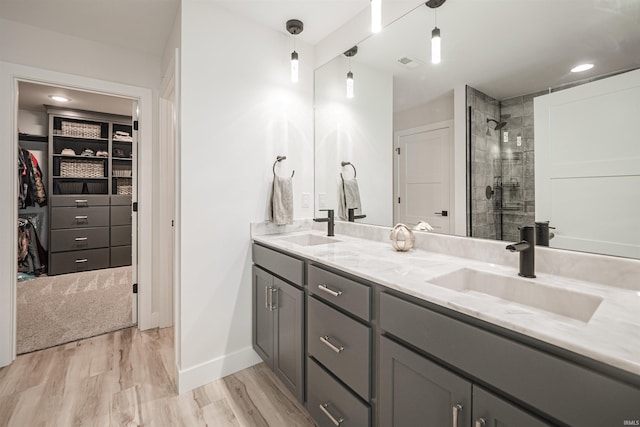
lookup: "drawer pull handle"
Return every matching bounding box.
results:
[452,403,463,427]
[266,287,277,311]
[75,199,88,206]
[319,403,343,426]
[75,259,88,263]
[75,215,88,220]
[475,418,486,427]
[264,286,270,309]
[320,335,344,353]
[75,237,88,241]
[318,284,342,297]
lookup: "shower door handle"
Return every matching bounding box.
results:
[434,211,448,217]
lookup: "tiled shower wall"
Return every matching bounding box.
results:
[467,87,545,242]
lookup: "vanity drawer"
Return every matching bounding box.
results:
[379,292,640,427]
[50,195,109,207]
[307,357,371,427]
[51,206,109,229]
[111,205,132,226]
[252,243,304,286]
[308,296,371,400]
[49,248,109,275]
[308,264,371,321]
[50,227,109,252]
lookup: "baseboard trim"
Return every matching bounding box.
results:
[177,346,262,394]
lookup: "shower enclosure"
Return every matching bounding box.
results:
[466,86,541,242]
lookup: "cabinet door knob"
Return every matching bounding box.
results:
[319,402,344,426]
[320,335,344,353]
[318,284,342,297]
[475,418,486,427]
[452,403,463,427]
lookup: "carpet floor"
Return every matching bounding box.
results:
[17,266,135,354]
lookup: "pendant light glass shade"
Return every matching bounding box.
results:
[346,71,354,99]
[291,51,299,83]
[371,0,382,33]
[431,27,441,64]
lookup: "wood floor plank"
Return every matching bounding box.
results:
[0,326,318,427]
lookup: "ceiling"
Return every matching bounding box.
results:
[7,1,640,115]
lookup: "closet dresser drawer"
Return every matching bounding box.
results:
[308,296,371,400]
[50,195,109,207]
[111,205,132,226]
[308,358,371,427]
[111,246,131,267]
[111,195,132,206]
[51,207,109,229]
[50,227,109,252]
[50,248,110,275]
[111,225,132,246]
[308,264,371,321]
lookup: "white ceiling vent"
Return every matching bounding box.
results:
[396,57,424,69]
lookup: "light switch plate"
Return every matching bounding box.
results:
[503,131,509,143]
[301,192,310,208]
[318,193,327,209]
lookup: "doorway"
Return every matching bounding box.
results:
[395,121,453,233]
[16,81,138,353]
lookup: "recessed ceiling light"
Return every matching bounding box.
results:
[49,95,70,102]
[570,63,594,73]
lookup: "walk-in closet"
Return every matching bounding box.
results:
[16,81,138,354]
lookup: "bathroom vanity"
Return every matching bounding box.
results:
[251,222,640,427]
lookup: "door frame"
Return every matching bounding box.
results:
[0,61,154,367]
[394,120,454,229]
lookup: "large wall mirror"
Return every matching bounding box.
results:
[314,0,640,259]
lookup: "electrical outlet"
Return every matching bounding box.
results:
[503,131,509,143]
[301,192,310,208]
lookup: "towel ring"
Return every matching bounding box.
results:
[273,155,295,178]
[340,161,356,180]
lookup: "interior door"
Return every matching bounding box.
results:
[396,123,452,232]
[130,101,139,323]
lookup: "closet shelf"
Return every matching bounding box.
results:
[53,154,108,160]
[53,176,108,180]
[52,135,109,142]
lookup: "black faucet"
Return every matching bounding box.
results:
[535,221,555,247]
[347,208,367,222]
[314,209,335,236]
[505,225,536,278]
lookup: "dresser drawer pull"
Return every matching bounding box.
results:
[475,418,486,427]
[75,259,88,263]
[75,215,88,220]
[75,237,88,241]
[75,199,88,206]
[452,403,463,427]
[320,335,344,353]
[319,402,344,426]
[318,284,342,297]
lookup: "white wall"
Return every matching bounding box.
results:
[394,91,454,132]
[177,1,315,393]
[315,56,393,226]
[17,109,47,135]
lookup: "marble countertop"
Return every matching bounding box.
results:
[252,228,640,378]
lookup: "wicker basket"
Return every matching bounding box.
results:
[117,178,133,195]
[112,164,132,177]
[60,159,105,178]
[61,121,102,139]
[86,182,107,194]
[58,182,84,194]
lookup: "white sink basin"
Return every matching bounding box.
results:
[280,234,340,246]
[428,268,602,322]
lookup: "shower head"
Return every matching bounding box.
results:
[487,118,507,131]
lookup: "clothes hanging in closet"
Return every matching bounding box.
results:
[18,147,47,209]
[18,218,47,276]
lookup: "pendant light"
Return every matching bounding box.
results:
[426,0,446,64]
[371,0,382,33]
[344,46,358,99]
[286,19,304,83]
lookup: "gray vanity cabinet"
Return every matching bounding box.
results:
[252,244,305,403]
[379,336,471,427]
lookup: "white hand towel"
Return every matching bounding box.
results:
[271,175,293,225]
[338,178,362,220]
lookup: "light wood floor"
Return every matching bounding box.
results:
[0,327,317,426]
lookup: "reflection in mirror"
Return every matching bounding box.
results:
[314,0,640,258]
